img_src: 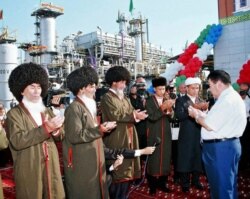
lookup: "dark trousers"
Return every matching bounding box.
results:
[172,140,180,181]
[0,147,12,167]
[239,119,250,170]
[179,171,200,188]
[147,175,167,191]
[202,139,241,199]
[109,181,130,199]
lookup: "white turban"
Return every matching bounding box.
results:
[185,77,201,86]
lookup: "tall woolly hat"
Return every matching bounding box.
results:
[8,62,49,102]
[152,77,167,88]
[105,66,131,86]
[67,66,98,96]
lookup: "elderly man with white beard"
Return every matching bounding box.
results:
[63,66,117,199]
[6,63,65,199]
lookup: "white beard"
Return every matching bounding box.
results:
[22,96,46,126]
[115,89,124,100]
[80,95,97,119]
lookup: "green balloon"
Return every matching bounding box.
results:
[180,75,187,81]
[232,82,240,91]
[206,24,211,29]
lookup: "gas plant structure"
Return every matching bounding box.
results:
[19,2,169,79]
[1,2,170,108]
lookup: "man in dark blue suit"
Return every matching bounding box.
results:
[175,77,206,193]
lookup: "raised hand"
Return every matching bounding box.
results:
[161,99,175,112]
[134,110,148,120]
[140,146,156,155]
[43,114,65,133]
[193,102,209,111]
[113,155,124,170]
[100,121,117,134]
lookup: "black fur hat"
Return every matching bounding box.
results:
[152,77,167,88]
[8,62,49,102]
[67,66,98,96]
[105,66,131,86]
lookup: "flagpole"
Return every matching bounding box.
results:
[129,0,134,16]
[0,10,4,29]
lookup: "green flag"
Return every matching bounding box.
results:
[129,0,134,14]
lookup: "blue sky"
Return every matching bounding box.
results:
[1,0,218,55]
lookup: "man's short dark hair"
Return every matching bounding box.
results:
[207,70,231,85]
[67,66,98,96]
[105,66,131,86]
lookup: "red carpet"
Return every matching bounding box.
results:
[1,144,250,199]
[129,172,250,199]
[1,166,250,198]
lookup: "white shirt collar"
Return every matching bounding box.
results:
[187,94,196,103]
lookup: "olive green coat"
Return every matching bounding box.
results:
[100,91,141,182]
[0,128,8,199]
[6,104,65,199]
[63,98,109,199]
[145,96,172,176]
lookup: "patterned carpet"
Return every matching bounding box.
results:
[1,165,250,199]
[1,144,250,199]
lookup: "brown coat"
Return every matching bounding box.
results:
[6,104,65,199]
[145,96,172,176]
[63,98,109,199]
[100,91,141,182]
[0,128,8,199]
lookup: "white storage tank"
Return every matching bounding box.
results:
[0,43,18,109]
[40,17,56,52]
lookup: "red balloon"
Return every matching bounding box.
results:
[179,70,186,75]
[237,79,243,84]
[239,70,245,76]
[243,64,248,70]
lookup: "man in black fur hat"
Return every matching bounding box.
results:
[63,66,117,199]
[6,62,65,199]
[100,66,148,199]
[145,76,175,195]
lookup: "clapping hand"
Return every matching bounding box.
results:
[161,99,175,113]
[134,110,148,120]
[100,121,117,133]
[188,106,205,118]
[43,114,65,133]
[193,102,209,111]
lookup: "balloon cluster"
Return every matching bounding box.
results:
[205,24,223,46]
[237,60,250,84]
[179,24,223,78]
[162,24,223,82]
[195,25,212,47]
[177,43,199,66]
